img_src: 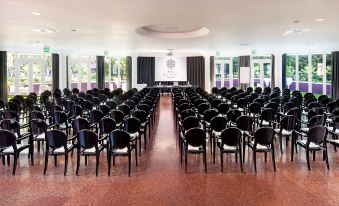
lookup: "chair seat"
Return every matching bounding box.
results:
[83,145,103,154]
[187,145,203,151]
[327,127,339,135]
[129,132,139,139]
[2,144,29,153]
[113,147,129,154]
[249,141,270,151]
[53,144,74,154]
[329,139,339,146]
[34,133,45,140]
[326,118,333,123]
[274,129,292,136]
[59,123,67,129]
[212,131,221,137]
[301,128,309,133]
[297,140,320,149]
[222,144,237,151]
[261,120,271,126]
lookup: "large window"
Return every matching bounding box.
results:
[286,53,331,95]
[104,57,127,91]
[251,56,272,88]
[214,57,238,88]
[68,55,96,91]
[7,53,52,95]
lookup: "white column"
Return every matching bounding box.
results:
[273,53,283,89]
[59,53,67,89]
[131,55,140,89]
[204,55,210,92]
[308,54,312,93]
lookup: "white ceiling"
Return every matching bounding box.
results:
[1,0,339,55]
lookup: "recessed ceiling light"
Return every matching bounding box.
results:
[293,20,300,24]
[282,28,310,36]
[55,29,61,33]
[240,43,249,46]
[32,12,41,16]
[32,28,57,33]
[71,29,77,32]
[315,18,325,22]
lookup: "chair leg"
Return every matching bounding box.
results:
[43,151,48,175]
[272,146,276,172]
[85,156,88,166]
[1,156,4,165]
[54,155,57,167]
[128,154,131,177]
[264,152,267,163]
[239,147,243,173]
[108,154,111,176]
[139,136,142,157]
[213,136,216,164]
[306,148,311,171]
[204,150,207,173]
[185,151,188,174]
[113,156,115,166]
[96,153,99,176]
[12,153,17,175]
[135,145,138,167]
[64,153,68,176]
[253,149,257,173]
[313,151,316,161]
[325,148,330,170]
[291,133,295,162]
[30,142,34,165]
[220,150,223,173]
[144,132,147,150]
[243,135,246,163]
[76,151,80,175]
[279,134,283,154]
[7,155,10,165]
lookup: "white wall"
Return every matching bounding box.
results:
[273,53,283,89]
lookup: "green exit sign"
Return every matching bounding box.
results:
[44,47,50,53]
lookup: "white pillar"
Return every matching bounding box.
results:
[204,56,210,92]
[273,53,283,89]
[131,56,139,89]
[59,53,67,89]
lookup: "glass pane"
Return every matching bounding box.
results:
[44,55,52,92]
[311,54,323,94]
[19,62,29,95]
[232,57,239,87]
[298,55,308,93]
[253,63,260,87]
[120,57,127,91]
[286,55,296,90]
[215,63,221,88]
[32,61,41,94]
[7,53,15,96]
[263,63,271,87]
[326,54,332,96]
[223,63,230,87]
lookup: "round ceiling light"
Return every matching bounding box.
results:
[136,24,209,38]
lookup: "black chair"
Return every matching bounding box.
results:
[183,128,207,174]
[118,104,131,117]
[107,130,134,176]
[0,129,30,175]
[248,127,276,173]
[219,127,243,172]
[89,110,104,132]
[273,115,296,156]
[132,110,150,148]
[106,100,118,110]
[227,109,241,127]
[99,117,116,148]
[210,116,227,163]
[327,116,339,152]
[236,115,253,162]
[296,126,329,170]
[99,104,110,117]
[52,111,70,135]
[110,110,125,128]
[124,117,141,157]
[76,130,104,176]
[44,130,75,176]
[259,108,275,127]
[217,103,230,117]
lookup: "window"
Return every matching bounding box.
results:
[214,57,238,88]
[251,56,272,88]
[285,53,331,96]
[68,55,96,91]
[233,57,239,87]
[7,53,52,96]
[104,57,127,91]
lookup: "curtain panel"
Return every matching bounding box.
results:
[52,53,60,91]
[271,54,275,88]
[96,56,105,90]
[137,57,155,85]
[187,56,205,89]
[126,56,132,90]
[0,51,7,101]
[238,55,250,89]
[210,56,215,90]
[282,54,287,89]
[331,51,339,100]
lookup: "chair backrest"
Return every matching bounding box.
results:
[0,119,20,134]
[261,108,274,122]
[220,127,242,146]
[307,126,328,145]
[280,115,296,131]
[180,109,195,121]
[124,117,141,133]
[265,102,279,113]
[210,116,227,132]
[109,130,130,150]
[211,99,222,109]
[132,110,148,123]
[89,110,104,124]
[53,111,68,125]
[308,115,326,127]
[118,104,131,116]
[70,105,83,117]
[185,128,206,147]
[30,119,47,135]
[178,103,191,113]
[124,100,136,110]
[72,118,90,134]
[183,116,200,131]
[0,129,17,148]
[203,109,218,123]
[77,129,98,149]
[217,103,230,115]
[3,111,19,121]
[99,105,110,116]
[99,118,116,134]
[227,109,241,123]
[237,98,247,108]
[138,104,151,114]
[254,127,274,146]
[106,100,118,110]
[46,130,67,149]
[30,111,45,121]
[236,115,253,132]
[248,102,262,115]
[198,103,210,115]
[110,110,125,124]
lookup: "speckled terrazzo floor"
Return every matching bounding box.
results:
[1,95,339,206]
